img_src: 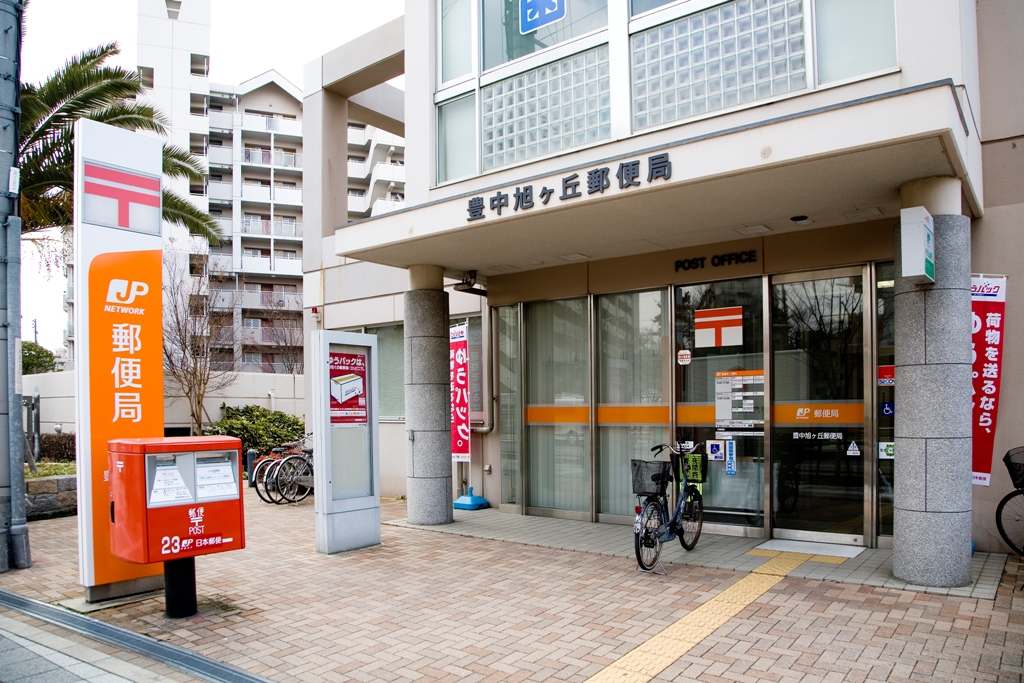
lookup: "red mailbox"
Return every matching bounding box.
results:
[108,436,246,564]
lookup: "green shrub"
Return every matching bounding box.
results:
[205,404,305,455]
[40,432,76,462]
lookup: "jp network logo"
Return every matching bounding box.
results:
[107,279,150,305]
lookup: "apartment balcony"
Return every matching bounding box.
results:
[274,221,302,238]
[273,257,302,275]
[66,321,74,340]
[371,198,405,217]
[242,114,301,136]
[240,219,272,236]
[209,253,233,274]
[65,282,74,302]
[243,148,272,165]
[241,183,271,202]
[240,290,302,310]
[208,180,232,201]
[214,217,233,235]
[211,361,235,372]
[209,110,233,130]
[347,160,366,179]
[189,73,209,94]
[274,186,302,205]
[208,146,233,166]
[274,151,302,169]
[347,193,370,213]
[209,289,237,309]
[241,255,272,273]
[346,126,367,146]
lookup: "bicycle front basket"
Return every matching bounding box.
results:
[1005,447,1024,490]
[631,459,671,496]
[684,451,709,484]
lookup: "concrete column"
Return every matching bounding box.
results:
[893,177,972,587]
[405,265,453,525]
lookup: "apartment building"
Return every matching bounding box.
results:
[304,0,1024,588]
[65,0,406,377]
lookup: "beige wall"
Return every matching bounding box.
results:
[239,82,302,118]
[27,371,305,436]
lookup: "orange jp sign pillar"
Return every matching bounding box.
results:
[73,119,166,599]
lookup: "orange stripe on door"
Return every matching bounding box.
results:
[773,403,864,425]
[676,405,716,425]
[525,406,590,424]
[596,405,670,425]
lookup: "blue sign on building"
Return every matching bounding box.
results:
[520,0,566,35]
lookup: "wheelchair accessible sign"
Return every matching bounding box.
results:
[520,0,566,34]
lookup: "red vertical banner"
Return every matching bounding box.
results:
[450,323,470,463]
[971,275,1008,486]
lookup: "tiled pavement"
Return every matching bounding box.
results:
[0,606,199,683]
[0,488,1021,683]
[388,508,1006,600]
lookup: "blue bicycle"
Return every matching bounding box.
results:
[632,442,707,571]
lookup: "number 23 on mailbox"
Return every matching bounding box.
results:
[108,436,246,564]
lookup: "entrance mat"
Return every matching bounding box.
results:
[757,539,865,558]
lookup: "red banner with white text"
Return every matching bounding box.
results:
[971,275,1007,486]
[450,324,470,463]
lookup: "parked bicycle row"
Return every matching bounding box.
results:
[251,439,315,505]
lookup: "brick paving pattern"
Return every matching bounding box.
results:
[0,489,1020,682]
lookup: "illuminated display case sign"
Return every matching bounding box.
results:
[329,352,368,424]
[900,206,935,284]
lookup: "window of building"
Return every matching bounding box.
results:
[497,307,521,505]
[348,189,366,197]
[815,0,897,84]
[243,318,262,329]
[274,250,298,260]
[482,44,610,171]
[482,0,608,71]
[165,0,180,19]
[631,0,807,131]
[243,248,268,259]
[138,66,154,89]
[348,156,365,163]
[366,324,405,418]
[437,94,476,182]
[244,352,262,365]
[190,54,210,76]
[632,0,677,15]
[441,0,473,83]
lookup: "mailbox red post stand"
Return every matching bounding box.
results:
[108,436,246,618]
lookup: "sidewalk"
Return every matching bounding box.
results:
[0,489,1021,682]
[0,605,199,683]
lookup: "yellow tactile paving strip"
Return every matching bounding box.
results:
[584,552,831,683]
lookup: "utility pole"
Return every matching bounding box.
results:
[0,0,28,572]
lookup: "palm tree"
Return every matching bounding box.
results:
[19,42,222,242]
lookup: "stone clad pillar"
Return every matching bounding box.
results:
[405,265,453,525]
[893,177,972,587]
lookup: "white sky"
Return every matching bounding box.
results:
[21,0,405,350]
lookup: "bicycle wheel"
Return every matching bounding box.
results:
[253,458,276,504]
[996,489,1024,556]
[265,459,288,504]
[278,455,313,503]
[634,499,663,571]
[678,488,703,551]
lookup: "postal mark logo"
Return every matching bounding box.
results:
[105,280,150,314]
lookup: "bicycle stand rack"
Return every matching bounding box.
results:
[635,560,667,576]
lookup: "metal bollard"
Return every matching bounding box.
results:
[245,448,256,485]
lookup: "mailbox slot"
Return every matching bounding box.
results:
[147,452,196,508]
[195,451,239,503]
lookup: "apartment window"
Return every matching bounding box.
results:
[482,44,610,171]
[243,318,262,329]
[165,0,180,19]
[631,0,807,131]
[366,324,405,418]
[244,282,262,292]
[190,54,210,76]
[138,66,154,89]
[440,0,472,83]
[243,248,267,259]
[815,0,896,84]
[482,0,608,71]
[274,284,298,293]
[275,250,298,260]
[348,156,365,163]
[348,189,365,197]
[391,192,405,201]
[190,94,208,117]
[244,352,262,365]
[437,94,476,182]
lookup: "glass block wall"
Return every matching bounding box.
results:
[482,45,611,171]
[631,0,806,131]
